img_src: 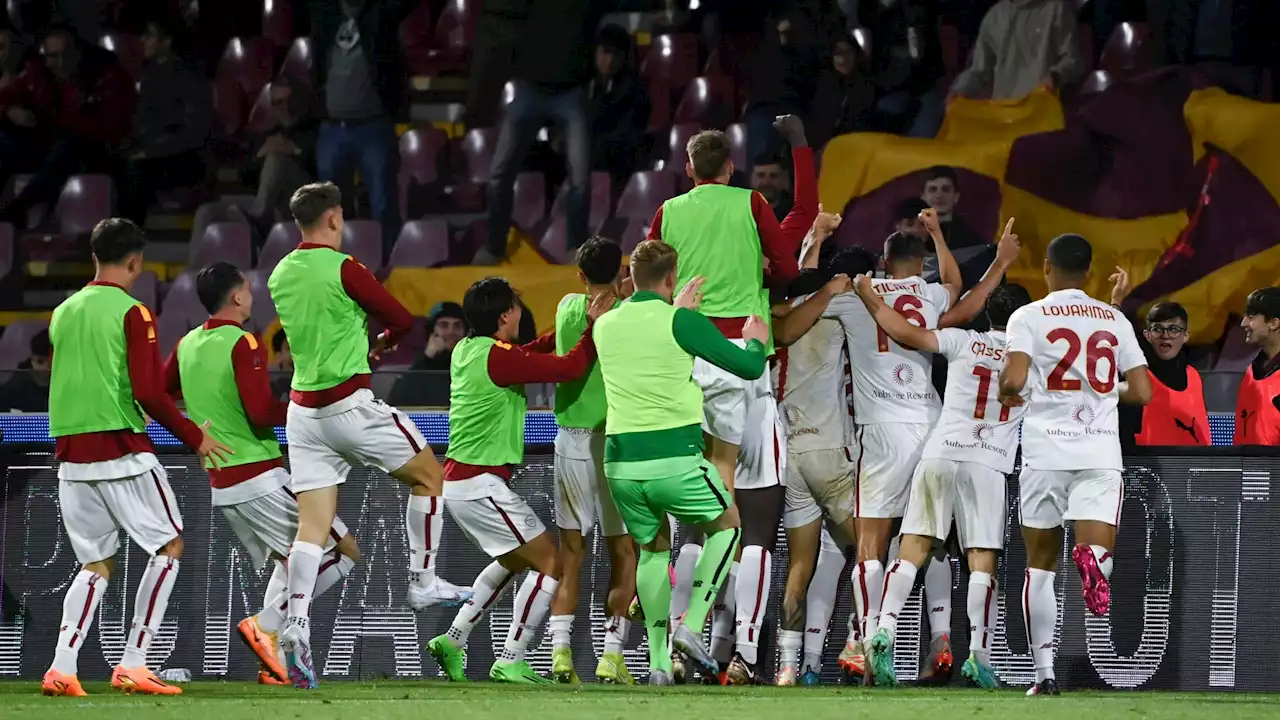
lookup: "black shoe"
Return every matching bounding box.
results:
[1026,678,1060,696]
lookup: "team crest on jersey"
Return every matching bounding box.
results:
[1070,403,1096,426]
[892,363,914,386]
[972,423,994,442]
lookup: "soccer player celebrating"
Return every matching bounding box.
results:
[267,183,469,689]
[548,237,638,685]
[824,211,963,682]
[1233,287,1280,444]
[164,262,361,686]
[854,274,1030,689]
[42,219,231,697]
[998,234,1151,696]
[427,278,613,684]
[594,240,767,685]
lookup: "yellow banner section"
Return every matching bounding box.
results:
[385,264,583,333]
[937,87,1065,144]
[1185,88,1280,200]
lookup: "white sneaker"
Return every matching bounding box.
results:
[407,575,474,610]
[280,622,317,689]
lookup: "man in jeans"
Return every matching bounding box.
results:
[475,0,603,264]
[309,0,415,259]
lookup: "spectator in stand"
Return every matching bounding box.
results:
[0,328,50,412]
[0,28,28,92]
[1234,287,1280,446]
[118,18,211,225]
[751,153,793,222]
[269,329,293,402]
[0,26,136,225]
[809,36,877,148]
[741,12,821,185]
[587,24,651,185]
[949,0,1084,102]
[858,0,946,138]
[244,77,319,237]
[387,302,468,408]
[1149,0,1274,98]
[476,0,605,264]
[310,0,416,260]
[920,166,985,250]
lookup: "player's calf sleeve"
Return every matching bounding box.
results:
[709,563,738,664]
[878,559,918,638]
[604,616,631,655]
[851,560,885,640]
[803,544,843,670]
[52,570,106,675]
[121,556,180,669]
[966,571,997,665]
[550,615,574,651]
[1023,568,1057,683]
[670,542,702,626]
[734,546,772,664]
[778,629,802,672]
[500,572,559,663]
[447,561,514,647]
[682,528,739,635]
[637,550,673,670]
[925,556,953,639]
[1089,545,1114,579]
[406,495,443,581]
[286,541,325,630]
[257,561,290,633]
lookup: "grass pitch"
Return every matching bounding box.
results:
[2,681,1277,719]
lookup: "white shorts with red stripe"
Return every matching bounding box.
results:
[285,389,428,491]
[219,469,352,568]
[900,458,1006,550]
[734,386,784,491]
[553,430,626,537]
[444,473,547,558]
[1018,467,1124,530]
[692,340,773,449]
[783,447,856,529]
[853,422,930,519]
[59,464,183,563]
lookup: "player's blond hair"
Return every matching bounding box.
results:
[630,240,679,290]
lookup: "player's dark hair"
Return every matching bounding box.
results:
[575,236,623,285]
[289,182,342,229]
[1245,287,1280,320]
[30,329,51,358]
[687,130,732,180]
[195,261,246,315]
[517,298,537,345]
[1046,233,1092,275]
[923,165,959,191]
[986,283,1032,328]
[884,231,926,263]
[271,328,288,354]
[463,277,519,338]
[826,245,877,279]
[894,197,930,222]
[1146,302,1188,326]
[90,218,147,265]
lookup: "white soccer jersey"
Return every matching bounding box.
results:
[923,329,1025,473]
[775,313,849,453]
[1004,288,1146,471]
[826,277,951,426]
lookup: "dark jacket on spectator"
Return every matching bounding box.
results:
[128,54,212,158]
[0,360,47,412]
[511,0,606,92]
[305,0,417,117]
[809,68,877,148]
[858,0,945,97]
[588,64,651,177]
[744,16,822,113]
[386,352,452,407]
[0,45,137,146]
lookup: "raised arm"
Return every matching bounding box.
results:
[940,217,1020,328]
[920,208,961,308]
[672,308,766,380]
[774,274,852,346]
[852,274,939,353]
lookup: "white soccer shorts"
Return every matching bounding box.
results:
[692,340,772,448]
[285,389,429,491]
[59,465,183,564]
[783,447,856,529]
[444,473,547,558]
[1019,467,1124,530]
[853,422,930,519]
[219,471,352,569]
[900,458,1007,551]
[735,392,785,491]
[553,429,626,537]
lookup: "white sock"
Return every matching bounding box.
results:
[850,560,884,640]
[121,556,180,669]
[803,544,844,671]
[670,542,702,626]
[285,541,325,636]
[604,616,630,655]
[1090,545,1114,579]
[877,559,918,638]
[51,570,106,675]
[407,495,443,584]
[257,561,290,633]
[967,571,997,665]
[778,628,803,673]
[710,561,738,664]
[447,561,514,647]
[734,546,771,665]
[1023,568,1057,683]
[550,615,573,651]
[315,552,355,597]
[500,572,559,662]
[925,556,953,639]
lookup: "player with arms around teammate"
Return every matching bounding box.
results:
[1235,287,1280,445]
[42,219,230,697]
[824,213,963,682]
[998,234,1151,696]
[267,183,469,689]
[164,262,361,686]
[428,278,614,684]
[548,237,638,685]
[856,278,1031,690]
[594,240,768,685]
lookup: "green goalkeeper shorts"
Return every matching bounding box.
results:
[605,456,732,545]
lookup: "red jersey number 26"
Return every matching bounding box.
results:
[1046,328,1119,393]
[876,295,926,352]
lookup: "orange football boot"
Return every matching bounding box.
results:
[238,616,287,683]
[41,669,86,697]
[111,665,182,695]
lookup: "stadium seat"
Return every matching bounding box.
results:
[646,76,673,134]
[407,0,476,75]
[641,34,699,96]
[398,127,448,217]
[512,172,547,230]
[244,269,278,334]
[540,173,612,260]
[192,221,253,271]
[342,219,383,273]
[280,37,313,89]
[389,219,450,268]
[616,171,675,220]
[666,123,699,173]
[400,0,435,74]
[262,0,294,48]
[0,222,11,279]
[726,122,748,175]
[1099,22,1155,77]
[620,217,650,254]
[244,84,280,137]
[0,319,48,370]
[157,273,205,354]
[57,175,113,235]
[259,222,301,273]
[131,270,158,310]
[674,76,735,128]
[461,127,498,185]
[1079,70,1113,95]
[214,37,275,136]
[99,33,143,79]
